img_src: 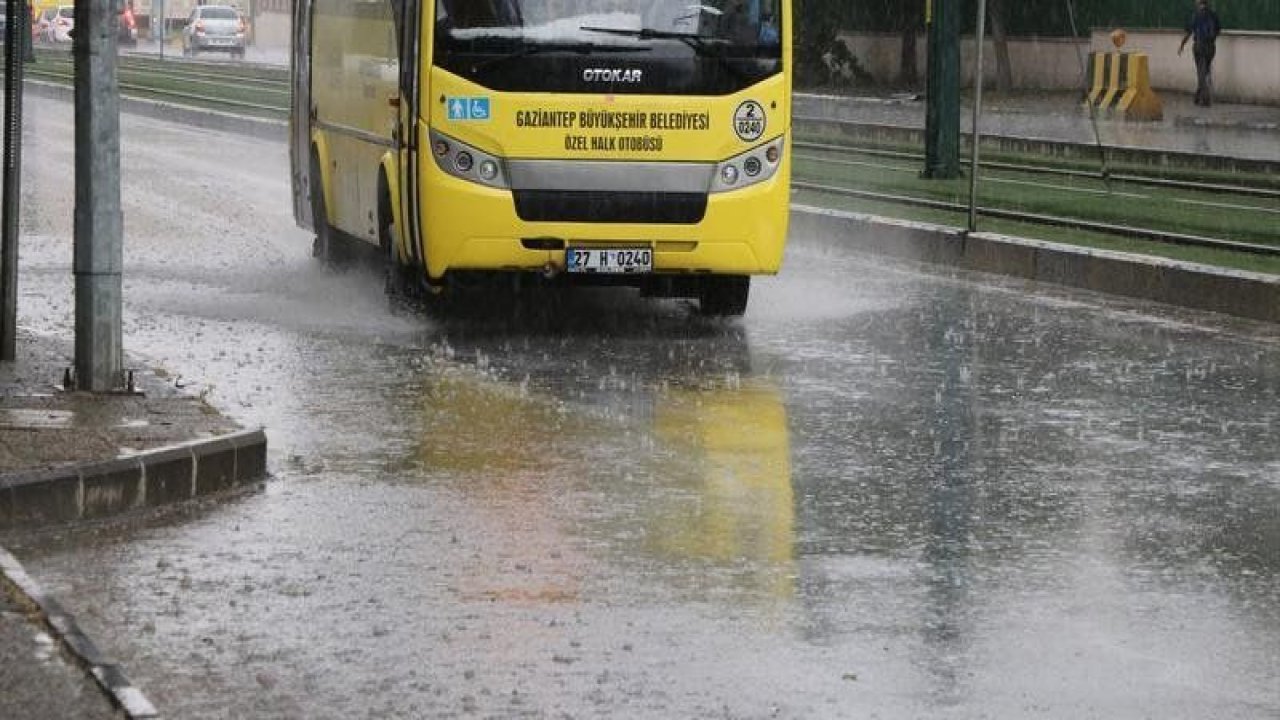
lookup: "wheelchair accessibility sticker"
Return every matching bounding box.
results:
[447,97,491,121]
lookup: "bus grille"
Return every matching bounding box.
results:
[513,191,707,224]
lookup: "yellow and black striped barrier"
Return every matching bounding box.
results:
[1083,50,1163,122]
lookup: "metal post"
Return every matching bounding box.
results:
[157,0,164,59]
[73,0,124,391]
[967,0,988,232]
[1,0,28,361]
[923,0,961,179]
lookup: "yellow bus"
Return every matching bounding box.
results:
[290,0,791,315]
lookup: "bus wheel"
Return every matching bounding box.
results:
[380,198,416,301]
[698,275,750,317]
[310,154,346,268]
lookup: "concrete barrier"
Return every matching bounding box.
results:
[1116,53,1163,121]
[791,205,1280,324]
[0,428,267,530]
[1091,29,1280,105]
[1085,51,1110,106]
[1083,51,1164,121]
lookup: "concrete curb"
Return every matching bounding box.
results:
[0,428,268,530]
[23,79,288,142]
[791,205,1280,324]
[1174,115,1280,133]
[0,546,158,718]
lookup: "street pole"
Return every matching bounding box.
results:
[1,0,28,362]
[73,0,125,391]
[923,0,961,179]
[967,0,988,232]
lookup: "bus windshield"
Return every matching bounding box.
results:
[434,0,782,95]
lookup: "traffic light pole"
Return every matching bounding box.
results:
[967,0,988,231]
[73,0,125,391]
[923,0,961,179]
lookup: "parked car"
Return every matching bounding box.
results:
[34,5,73,43]
[181,5,245,58]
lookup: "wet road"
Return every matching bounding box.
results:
[9,95,1280,718]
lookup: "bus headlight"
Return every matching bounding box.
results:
[710,136,785,193]
[429,130,508,189]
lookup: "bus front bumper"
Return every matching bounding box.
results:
[418,166,791,281]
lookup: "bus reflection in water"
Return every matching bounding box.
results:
[413,369,794,610]
[649,380,796,606]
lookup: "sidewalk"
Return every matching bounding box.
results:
[794,89,1280,164]
[1,330,271,718]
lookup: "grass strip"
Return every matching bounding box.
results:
[793,155,1280,247]
[794,128,1280,192]
[794,188,1280,276]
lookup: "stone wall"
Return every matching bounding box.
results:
[837,30,1280,104]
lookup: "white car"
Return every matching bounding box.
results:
[181,5,247,58]
[35,5,74,43]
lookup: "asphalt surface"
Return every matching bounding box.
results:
[0,93,1276,718]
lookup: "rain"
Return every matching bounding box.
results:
[1,0,1278,717]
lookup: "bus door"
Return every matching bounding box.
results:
[289,0,314,229]
[394,0,423,269]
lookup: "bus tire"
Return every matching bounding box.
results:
[309,151,347,268]
[698,275,750,317]
[379,177,416,301]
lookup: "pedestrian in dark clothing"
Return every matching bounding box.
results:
[1179,0,1221,107]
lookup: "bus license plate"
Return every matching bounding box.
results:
[566,247,653,274]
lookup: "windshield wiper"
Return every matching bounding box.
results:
[579,25,745,80]
[471,41,649,74]
[578,25,725,56]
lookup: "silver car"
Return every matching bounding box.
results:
[181,5,246,58]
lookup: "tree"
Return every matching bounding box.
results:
[898,0,922,86]
[794,0,868,88]
[987,0,1013,93]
